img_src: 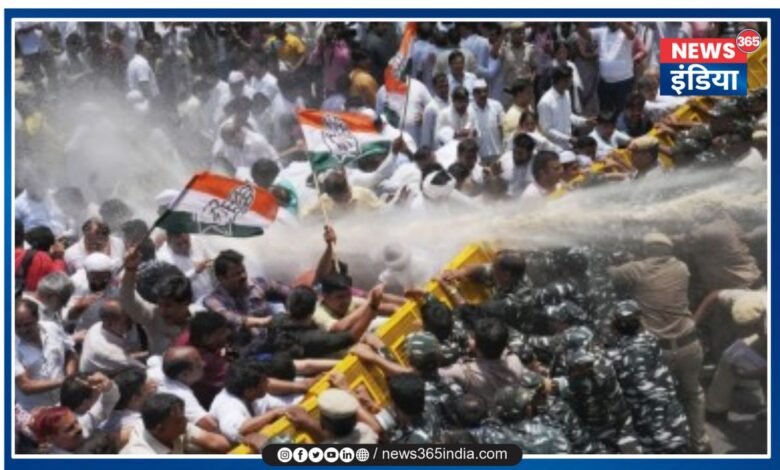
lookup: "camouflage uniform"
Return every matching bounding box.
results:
[388,415,438,444]
[504,282,584,334]
[518,370,605,454]
[405,331,465,429]
[490,385,571,453]
[468,419,514,445]
[564,351,640,453]
[439,317,470,367]
[544,394,606,453]
[513,416,571,454]
[510,324,595,378]
[419,295,470,367]
[606,301,689,453]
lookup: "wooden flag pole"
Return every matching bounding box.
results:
[397,73,413,141]
[120,172,201,272]
[301,137,341,274]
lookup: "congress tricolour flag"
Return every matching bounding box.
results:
[156,172,278,237]
[382,22,417,127]
[297,109,392,173]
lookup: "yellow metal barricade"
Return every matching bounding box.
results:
[747,41,767,91]
[230,243,496,453]
[230,42,773,455]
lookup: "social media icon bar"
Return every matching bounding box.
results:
[277,447,293,463]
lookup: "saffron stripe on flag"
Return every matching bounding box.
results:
[187,172,278,220]
[297,109,378,134]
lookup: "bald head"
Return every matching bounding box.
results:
[162,346,204,385]
[100,300,133,338]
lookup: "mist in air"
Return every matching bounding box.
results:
[17,78,767,289]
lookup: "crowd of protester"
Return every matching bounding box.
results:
[14,20,767,454]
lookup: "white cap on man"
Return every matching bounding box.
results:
[84,253,115,273]
[228,71,245,84]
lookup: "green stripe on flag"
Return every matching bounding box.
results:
[308,141,392,173]
[157,211,265,237]
[383,103,401,128]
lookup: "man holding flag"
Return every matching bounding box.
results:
[375,23,433,146]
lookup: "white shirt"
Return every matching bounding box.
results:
[410,39,438,90]
[435,106,478,147]
[520,181,558,203]
[156,240,214,302]
[347,151,407,192]
[22,293,63,327]
[14,190,65,235]
[434,47,477,76]
[421,96,449,148]
[639,22,692,69]
[378,252,434,291]
[127,54,160,97]
[252,393,302,415]
[589,128,632,159]
[552,59,584,114]
[537,87,587,149]
[55,51,90,87]
[378,161,424,195]
[209,389,252,443]
[434,140,460,169]
[212,129,279,174]
[460,34,491,73]
[178,95,212,140]
[498,150,534,196]
[154,372,210,425]
[470,99,505,158]
[591,27,634,83]
[64,235,125,273]
[118,282,186,357]
[251,72,280,99]
[101,409,142,434]
[15,321,73,411]
[78,382,121,436]
[645,93,687,121]
[65,275,121,335]
[504,130,562,154]
[447,71,478,96]
[374,78,432,145]
[121,422,202,455]
[79,322,145,375]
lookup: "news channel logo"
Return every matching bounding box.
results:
[659,30,760,97]
[274,446,371,464]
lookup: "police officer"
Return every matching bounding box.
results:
[448,393,512,444]
[510,302,593,378]
[608,232,711,453]
[404,331,465,427]
[417,295,470,366]
[350,331,464,429]
[492,385,570,453]
[440,250,527,300]
[606,300,690,453]
[518,370,606,454]
[563,349,640,453]
[385,373,439,444]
